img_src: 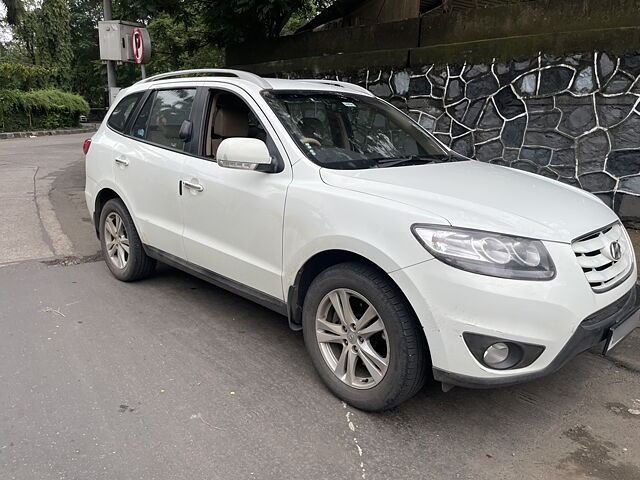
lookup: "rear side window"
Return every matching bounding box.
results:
[107,92,143,132]
[130,89,196,150]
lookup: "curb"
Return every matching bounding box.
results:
[0,125,99,140]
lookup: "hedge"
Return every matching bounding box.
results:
[0,89,89,132]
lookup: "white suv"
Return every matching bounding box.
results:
[85,69,639,411]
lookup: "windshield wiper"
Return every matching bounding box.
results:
[375,154,451,168]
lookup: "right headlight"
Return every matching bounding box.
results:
[411,224,556,280]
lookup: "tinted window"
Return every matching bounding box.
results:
[107,92,143,132]
[131,93,154,140]
[264,92,455,170]
[130,89,196,150]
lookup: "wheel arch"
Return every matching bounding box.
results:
[286,249,423,339]
[93,187,137,239]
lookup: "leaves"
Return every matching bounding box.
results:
[0,88,89,131]
[1,0,328,108]
[1,0,24,26]
[0,62,57,90]
[35,0,73,89]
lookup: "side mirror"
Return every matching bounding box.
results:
[217,138,273,171]
[179,120,193,142]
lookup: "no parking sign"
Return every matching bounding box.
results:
[131,27,151,64]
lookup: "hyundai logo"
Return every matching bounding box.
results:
[609,241,622,261]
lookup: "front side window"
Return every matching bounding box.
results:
[203,90,268,159]
[130,88,196,150]
[107,92,143,132]
[263,91,457,170]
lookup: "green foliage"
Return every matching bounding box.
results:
[0,88,89,131]
[0,62,57,89]
[281,0,320,36]
[145,13,223,75]
[201,0,323,44]
[68,0,105,106]
[12,8,38,64]
[1,0,331,107]
[114,0,327,46]
[35,0,73,89]
[1,0,24,25]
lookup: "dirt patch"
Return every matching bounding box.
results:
[42,253,102,266]
[606,402,640,419]
[558,425,640,480]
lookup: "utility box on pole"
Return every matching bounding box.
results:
[98,20,151,64]
[99,16,152,105]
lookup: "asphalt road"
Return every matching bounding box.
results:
[1,134,640,480]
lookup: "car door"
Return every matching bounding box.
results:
[180,85,292,300]
[113,87,197,258]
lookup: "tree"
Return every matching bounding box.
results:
[1,0,23,25]
[113,0,327,46]
[68,0,105,106]
[1,0,332,107]
[201,0,314,44]
[35,0,73,88]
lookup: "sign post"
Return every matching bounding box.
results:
[132,27,152,65]
[102,0,116,99]
[98,20,152,103]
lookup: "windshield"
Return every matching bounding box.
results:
[263,91,458,170]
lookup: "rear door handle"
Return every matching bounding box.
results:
[115,156,129,166]
[182,180,204,192]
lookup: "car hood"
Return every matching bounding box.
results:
[319,160,617,243]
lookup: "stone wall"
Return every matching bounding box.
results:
[294,52,640,222]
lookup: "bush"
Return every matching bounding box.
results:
[0,89,89,132]
[0,62,57,90]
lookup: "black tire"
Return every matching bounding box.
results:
[99,198,156,282]
[302,262,429,411]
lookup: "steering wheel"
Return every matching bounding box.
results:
[300,137,321,147]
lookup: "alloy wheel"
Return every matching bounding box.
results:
[315,288,389,389]
[104,212,129,269]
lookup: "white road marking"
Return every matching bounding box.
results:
[343,403,367,479]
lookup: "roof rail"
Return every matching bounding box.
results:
[299,79,371,96]
[135,69,272,89]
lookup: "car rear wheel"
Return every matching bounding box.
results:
[99,198,156,281]
[302,262,428,411]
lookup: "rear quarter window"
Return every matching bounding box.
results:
[107,92,144,133]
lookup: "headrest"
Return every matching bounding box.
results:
[214,108,248,138]
[299,117,324,138]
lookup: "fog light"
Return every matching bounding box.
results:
[483,343,510,366]
[463,333,545,370]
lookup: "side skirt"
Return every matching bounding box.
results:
[143,245,288,318]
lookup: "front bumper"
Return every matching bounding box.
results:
[389,240,639,387]
[434,283,640,388]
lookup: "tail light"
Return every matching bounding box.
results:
[83,138,92,155]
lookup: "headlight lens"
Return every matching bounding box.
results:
[411,224,556,280]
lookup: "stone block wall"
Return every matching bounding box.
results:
[314,52,640,222]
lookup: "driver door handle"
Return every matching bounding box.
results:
[115,156,129,166]
[182,180,204,192]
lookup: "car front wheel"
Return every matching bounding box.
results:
[302,262,428,411]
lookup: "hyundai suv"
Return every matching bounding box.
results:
[84,69,639,411]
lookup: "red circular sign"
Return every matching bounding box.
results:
[132,28,145,64]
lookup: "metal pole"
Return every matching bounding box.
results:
[140,64,146,79]
[103,0,116,103]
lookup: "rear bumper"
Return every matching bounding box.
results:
[433,282,640,388]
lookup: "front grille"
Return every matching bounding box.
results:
[572,222,634,293]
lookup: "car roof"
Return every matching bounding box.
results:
[121,69,373,98]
